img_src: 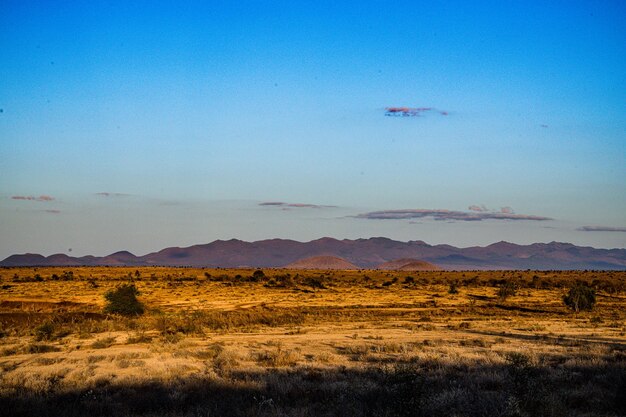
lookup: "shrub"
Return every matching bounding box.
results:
[448,281,459,294]
[34,322,55,341]
[25,343,61,354]
[497,281,517,301]
[563,283,596,312]
[92,336,116,349]
[103,283,144,316]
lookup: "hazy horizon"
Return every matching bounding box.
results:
[1,1,625,259]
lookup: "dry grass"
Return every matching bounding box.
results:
[0,267,625,416]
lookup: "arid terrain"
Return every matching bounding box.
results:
[1,267,625,416]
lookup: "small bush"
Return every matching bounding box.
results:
[34,322,55,341]
[91,336,116,349]
[497,281,517,301]
[256,348,301,367]
[448,281,459,294]
[103,283,144,316]
[26,343,61,354]
[252,269,265,280]
[563,283,596,312]
[505,351,531,368]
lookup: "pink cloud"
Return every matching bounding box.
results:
[11,195,55,202]
[468,205,488,212]
[500,206,514,214]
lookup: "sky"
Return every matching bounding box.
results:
[1,1,625,259]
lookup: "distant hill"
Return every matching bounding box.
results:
[2,238,626,270]
[286,256,358,270]
[377,258,441,271]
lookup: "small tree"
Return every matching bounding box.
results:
[252,269,265,281]
[563,283,596,312]
[104,283,144,316]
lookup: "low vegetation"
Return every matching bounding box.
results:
[103,283,144,316]
[0,267,624,416]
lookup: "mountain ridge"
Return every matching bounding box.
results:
[1,238,625,270]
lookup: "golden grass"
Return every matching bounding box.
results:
[0,267,625,416]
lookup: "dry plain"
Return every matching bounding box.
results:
[0,267,625,416]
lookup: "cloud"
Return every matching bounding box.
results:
[95,192,130,197]
[355,208,552,222]
[285,203,321,208]
[44,209,61,214]
[468,205,488,212]
[259,201,337,209]
[11,195,55,202]
[384,107,449,117]
[468,205,515,214]
[577,226,626,233]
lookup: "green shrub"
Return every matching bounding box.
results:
[563,283,596,312]
[103,283,144,316]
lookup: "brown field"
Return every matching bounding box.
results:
[1,267,625,416]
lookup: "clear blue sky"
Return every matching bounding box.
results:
[1,1,625,258]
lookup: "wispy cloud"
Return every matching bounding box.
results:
[356,208,552,222]
[44,209,61,214]
[468,205,488,212]
[259,201,337,209]
[468,205,515,214]
[577,226,626,233]
[95,192,130,197]
[11,195,54,202]
[384,107,449,117]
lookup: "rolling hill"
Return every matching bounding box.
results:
[2,238,625,270]
[285,256,358,270]
[377,259,442,271]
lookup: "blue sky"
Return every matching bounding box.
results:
[1,1,625,258]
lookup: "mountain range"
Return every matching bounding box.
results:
[2,238,626,270]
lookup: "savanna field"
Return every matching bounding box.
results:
[1,267,625,416]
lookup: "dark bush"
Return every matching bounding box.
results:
[34,322,55,341]
[497,281,517,301]
[302,276,326,289]
[103,284,144,316]
[448,281,459,294]
[563,283,596,312]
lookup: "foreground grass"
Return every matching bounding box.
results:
[0,267,625,416]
